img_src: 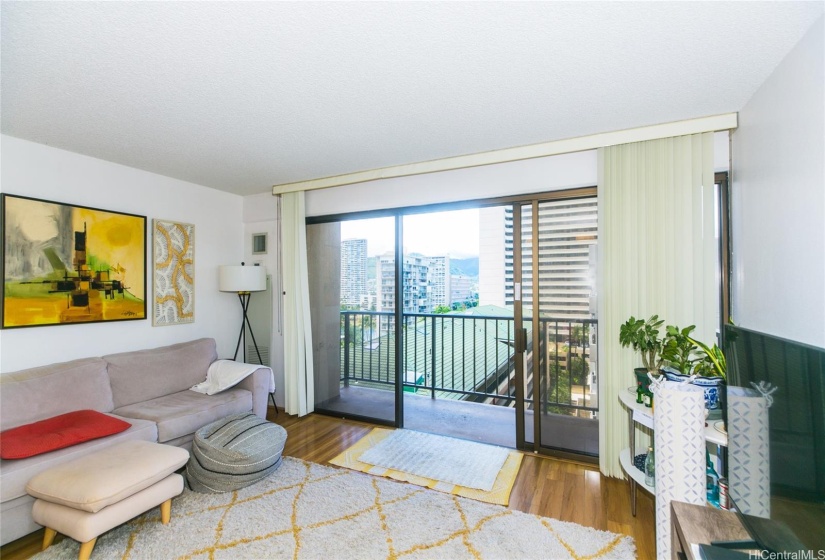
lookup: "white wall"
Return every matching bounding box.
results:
[306,150,598,216]
[731,16,825,348]
[0,135,246,371]
[306,132,730,217]
[242,192,284,407]
[713,130,730,173]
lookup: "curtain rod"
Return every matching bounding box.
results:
[272,113,737,195]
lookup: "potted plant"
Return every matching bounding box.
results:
[661,324,700,375]
[689,337,727,379]
[658,327,726,410]
[689,337,727,410]
[619,315,665,390]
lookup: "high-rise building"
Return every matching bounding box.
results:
[359,293,378,311]
[522,198,597,320]
[450,274,474,305]
[478,207,513,307]
[379,253,428,313]
[478,199,597,320]
[426,255,450,309]
[379,253,451,313]
[340,238,367,306]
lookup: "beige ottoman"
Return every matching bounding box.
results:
[26,440,189,560]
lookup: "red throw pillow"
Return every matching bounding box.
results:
[0,410,131,460]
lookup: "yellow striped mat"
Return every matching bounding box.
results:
[328,427,523,506]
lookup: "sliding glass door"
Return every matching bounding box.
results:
[399,208,517,447]
[305,188,599,459]
[307,217,398,424]
[515,196,599,457]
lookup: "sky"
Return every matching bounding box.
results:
[340,208,480,258]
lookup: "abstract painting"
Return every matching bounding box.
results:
[1,194,146,328]
[152,219,194,326]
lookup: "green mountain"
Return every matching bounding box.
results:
[451,257,479,278]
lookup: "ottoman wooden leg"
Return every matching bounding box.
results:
[42,527,57,550]
[160,498,172,524]
[78,537,97,560]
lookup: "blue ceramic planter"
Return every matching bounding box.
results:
[662,369,724,409]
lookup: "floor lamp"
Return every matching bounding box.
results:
[219,263,267,364]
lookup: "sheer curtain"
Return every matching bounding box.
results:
[280,191,315,416]
[598,132,716,477]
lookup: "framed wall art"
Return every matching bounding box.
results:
[152,219,194,326]
[1,194,147,328]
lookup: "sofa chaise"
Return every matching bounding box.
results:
[0,337,272,545]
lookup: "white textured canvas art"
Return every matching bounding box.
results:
[152,219,194,326]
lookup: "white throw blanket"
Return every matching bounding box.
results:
[190,360,275,396]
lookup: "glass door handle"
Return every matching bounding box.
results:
[515,327,527,353]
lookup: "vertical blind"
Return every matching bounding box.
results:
[598,132,716,477]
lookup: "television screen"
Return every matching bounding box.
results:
[723,324,825,553]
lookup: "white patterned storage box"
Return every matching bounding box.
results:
[727,386,771,518]
[653,380,706,560]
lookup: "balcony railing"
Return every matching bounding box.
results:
[340,311,598,417]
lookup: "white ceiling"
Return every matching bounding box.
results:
[2,2,822,196]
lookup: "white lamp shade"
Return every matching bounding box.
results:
[219,265,266,292]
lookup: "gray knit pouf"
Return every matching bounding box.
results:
[186,413,287,493]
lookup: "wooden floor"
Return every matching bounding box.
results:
[1,409,656,560]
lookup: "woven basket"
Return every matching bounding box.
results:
[186,413,287,493]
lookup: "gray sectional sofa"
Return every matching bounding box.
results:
[0,337,272,545]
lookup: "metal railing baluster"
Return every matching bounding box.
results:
[343,312,350,387]
[430,315,436,399]
[337,312,599,415]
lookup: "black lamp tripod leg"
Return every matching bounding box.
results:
[233,292,264,365]
[244,311,264,365]
[230,290,275,415]
[232,293,245,361]
[233,292,252,361]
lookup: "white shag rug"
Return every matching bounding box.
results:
[33,457,635,560]
[357,429,510,491]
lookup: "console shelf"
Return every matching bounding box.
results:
[618,388,728,516]
[619,447,650,490]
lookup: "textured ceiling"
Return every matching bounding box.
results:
[2,2,822,196]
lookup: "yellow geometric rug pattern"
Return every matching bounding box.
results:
[33,457,635,560]
[329,427,523,506]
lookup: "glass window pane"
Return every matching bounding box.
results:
[308,217,396,424]
[534,198,598,455]
[400,208,516,448]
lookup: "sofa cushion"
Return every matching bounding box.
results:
[0,358,113,430]
[0,410,131,460]
[105,338,218,408]
[0,415,157,503]
[113,388,252,443]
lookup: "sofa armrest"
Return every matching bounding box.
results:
[234,367,271,419]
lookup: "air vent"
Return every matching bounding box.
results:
[246,274,273,367]
[246,345,270,366]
